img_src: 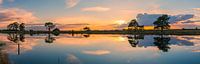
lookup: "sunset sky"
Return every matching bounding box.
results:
[0,0,200,30]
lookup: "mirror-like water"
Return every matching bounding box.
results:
[0,34,200,64]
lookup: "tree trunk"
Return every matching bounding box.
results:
[161,26,164,35]
[48,28,51,32]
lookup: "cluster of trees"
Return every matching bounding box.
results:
[6,22,60,44]
[7,22,25,31]
[6,22,60,33]
[128,14,171,30]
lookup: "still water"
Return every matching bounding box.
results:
[0,33,200,64]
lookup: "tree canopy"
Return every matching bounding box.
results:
[153,15,170,30]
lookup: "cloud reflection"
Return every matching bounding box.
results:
[83,50,110,55]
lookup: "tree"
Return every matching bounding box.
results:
[153,15,170,30]
[19,23,25,31]
[13,22,20,30]
[7,24,13,30]
[128,19,144,30]
[52,28,60,36]
[45,22,55,32]
[83,26,91,31]
[128,19,139,30]
[7,22,24,31]
[7,22,20,30]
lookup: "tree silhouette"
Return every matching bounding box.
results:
[45,22,55,32]
[44,22,56,43]
[7,22,25,31]
[153,15,170,30]
[19,23,25,31]
[128,19,144,30]
[83,26,91,31]
[7,22,20,30]
[128,19,139,30]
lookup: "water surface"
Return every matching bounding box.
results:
[0,34,200,64]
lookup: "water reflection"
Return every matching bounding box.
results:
[127,35,144,47]
[3,33,197,53]
[7,33,25,55]
[127,35,171,52]
[0,33,200,64]
[45,33,55,43]
[153,36,171,52]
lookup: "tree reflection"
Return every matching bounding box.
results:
[153,35,171,52]
[127,35,144,47]
[83,34,90,38]
[45,33,55,43]
[7,33,25,55]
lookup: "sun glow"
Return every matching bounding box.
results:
[115,20,126,25]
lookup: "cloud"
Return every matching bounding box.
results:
[113,13,194,29]
[66,0,79,8]
[83,50,110,55]
[192,50,200,52]
[0,0,15,4]
[136,13,194,26]
[53,15,115,25]
[0,8,38,23]
[193,8,200,11]
[82,6,110,12]
[0,0,2,4]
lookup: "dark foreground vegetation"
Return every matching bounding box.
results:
[1,29,200,35]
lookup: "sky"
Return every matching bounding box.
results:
[0,0,200,30]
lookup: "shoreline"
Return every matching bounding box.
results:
[1,29,200,35]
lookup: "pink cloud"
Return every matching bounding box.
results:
[0,8,38,23]
[66,54,82,64]
[0,0,2,4]
[82,6,110,12]
[0,8,38,28]
[66,0,79,8]
[83,50,110,55]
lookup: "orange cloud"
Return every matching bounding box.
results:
[193,8,200,11]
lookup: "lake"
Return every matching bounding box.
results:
[0,33,200,64]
